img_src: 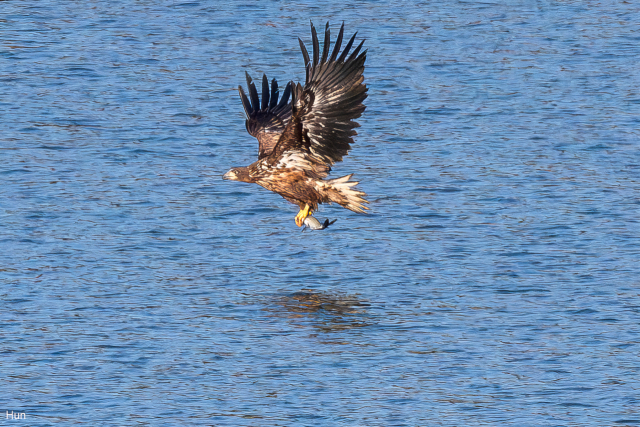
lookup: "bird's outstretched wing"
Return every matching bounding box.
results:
[283,22,368,165]
[238,72,292,159]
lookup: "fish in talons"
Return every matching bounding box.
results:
[302,216,337,231]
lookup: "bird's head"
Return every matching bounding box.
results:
[222,167,252,183]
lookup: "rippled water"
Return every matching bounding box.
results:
[2,1,640,425]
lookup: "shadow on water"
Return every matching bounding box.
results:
[267,289,375,333]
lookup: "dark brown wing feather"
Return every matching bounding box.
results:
[284,22,367,165]
[238,72,292,159]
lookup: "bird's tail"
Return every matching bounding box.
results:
[324,174,369,214]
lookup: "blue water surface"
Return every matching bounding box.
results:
[2,1,640,425]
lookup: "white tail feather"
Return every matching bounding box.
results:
[324,174,369,214]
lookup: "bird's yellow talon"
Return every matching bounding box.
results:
[295,204,312,227]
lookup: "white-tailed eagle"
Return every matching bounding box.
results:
[223,22,369,226]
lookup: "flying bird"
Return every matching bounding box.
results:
[223,22,369,227]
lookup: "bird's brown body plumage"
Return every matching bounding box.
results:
[223,22,369,226]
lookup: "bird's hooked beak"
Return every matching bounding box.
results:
[222,169,238,181]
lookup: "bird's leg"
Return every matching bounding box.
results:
[294,204,312,227]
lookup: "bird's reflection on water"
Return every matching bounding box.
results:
[268,289,373,333]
